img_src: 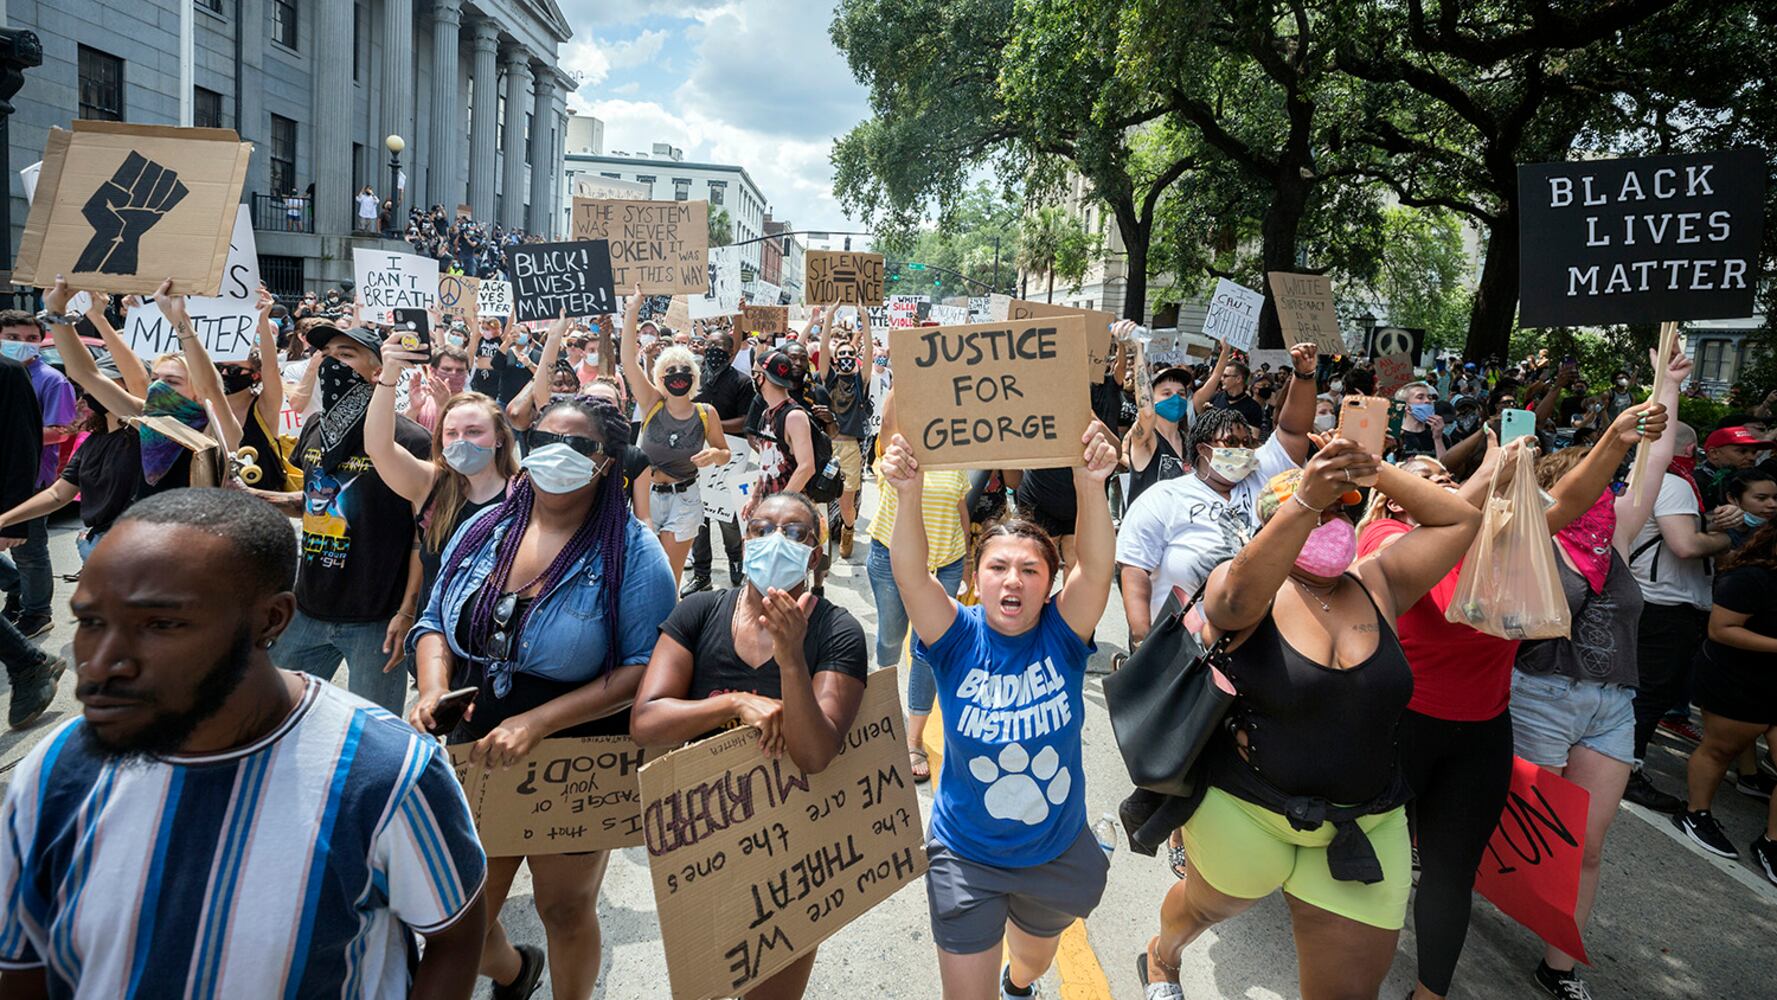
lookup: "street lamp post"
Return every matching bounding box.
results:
[385,133,405,237]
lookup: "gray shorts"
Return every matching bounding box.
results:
[1509,668,1636,767]
[925,826,1109,955]
[648,479,705,542]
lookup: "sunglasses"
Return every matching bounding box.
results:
[745,518,816,543]
[529,429,612,459]
[487,592,519,662]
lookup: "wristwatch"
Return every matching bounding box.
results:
[34,309,81,327]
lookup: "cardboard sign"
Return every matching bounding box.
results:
[574,174,652,201]
[664,295,692,333]
[701,435,753,523]
[889,317,1090,471]
[640,669,925,1000]
[886,295,922,327]
[805,251,886,306]
[740,304,789,338]
[993,296,1116,372]
[1202,278,1264,353]
[509,240,617,323]
[455,202,472,219]
[1474,758,1591,963]
[450,737,652,856]
[1517,149,1765,327]
[437,273,480,326]
[1366,325,1424,364]
[1374,353,1416,396]
[571,198,709,295]
[15,121,253,295]
[354,249,440,325]
[477,279,512,319]
[1267,272,1343,356]
[690,245,742,320]
[121,205,261,361]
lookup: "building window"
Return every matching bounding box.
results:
[353,4,365,81]
[601,172,621,179]
[272,0,299,50]
[352,143,365,190]
[269,114,297,195]
[708,180,726,206]
[525,113,533,164]
[673,177,691,201]
[193,87,223,128]
[197,0,224,13]
[78,46,125,122]
[497,93,505,153]
[258,255,305,298]
[1698,340,1733,382]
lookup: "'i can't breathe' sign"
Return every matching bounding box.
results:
[1517,149,1764,327]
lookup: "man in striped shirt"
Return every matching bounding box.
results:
[0,489,488,999]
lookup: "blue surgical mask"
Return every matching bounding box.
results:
[447,333,468,348]
[522,442,598,494]
[0,340,39,363]
[443,439,495,475]
[1745,512,1767,529]
[743,531,814,595]
[515,332,531,347]
[1154,394,1188,423]
[1409,402,1435,422]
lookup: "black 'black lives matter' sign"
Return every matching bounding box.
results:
[1518,149,1764,327]
[509,240,617,324]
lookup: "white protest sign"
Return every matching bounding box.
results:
[701,435,753,524]
[354,248,439,324]
[746,278,783,307]
[1202,278,1263,352]
[122,205,261,361]
[690,245,742,320]
[477,279,512,318]
[927,304,969,326]
[19,161,41,206]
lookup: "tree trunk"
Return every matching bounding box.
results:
[1464,203,1519,362]
[1046,268,1055,303]
[1256,176,1311,349]
[1124,234,1149,323]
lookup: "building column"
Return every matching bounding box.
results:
[311,0,354,235]
[428,0,463,210]
[527,66,556,235]
[500,50,532,230]
[467,20,501,220]
[381,0,415,216]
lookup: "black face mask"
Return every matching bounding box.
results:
[219,369,259,394]
[704,345,730,369]
[834,356,859,375]
[663,372,695,397]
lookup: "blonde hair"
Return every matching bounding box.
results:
[424,393,520,552]
[1356,454,1447,533]
[652,345,702,397]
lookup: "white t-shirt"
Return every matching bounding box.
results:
[1629,472,1713,610]
[1116,433,1299,620]
[356,192,378,219]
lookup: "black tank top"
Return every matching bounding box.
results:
[1127,431,1185,506]
[239,403,288,493]
[1213,577,1414,805]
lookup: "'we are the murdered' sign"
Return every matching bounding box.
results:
[1518,150,1765,327]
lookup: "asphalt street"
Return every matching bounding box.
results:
[3,481,1774,999]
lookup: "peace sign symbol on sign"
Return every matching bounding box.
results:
[1374,326,1416,357]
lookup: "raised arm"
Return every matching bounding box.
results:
[531,311,572,413]
[43,279,144,416]
[156,281,242,452]
[1360,461,1483,615]
[253,286,285,426]
[1193,339,1232,411]
[1544,402,1663,533]
[880,433,959,645]
[814,306,833,378]
[1613,344,1691,554]
[618,288,661,412]
[1272,341,1321,465]
[1056,421,1119,640]
[367,340,440,505]
[84,294,150,397]
[287,350,322,413]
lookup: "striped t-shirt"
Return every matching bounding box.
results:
[868,466,970,569]
[0,675,486,998]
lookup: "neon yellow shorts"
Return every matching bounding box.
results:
[1180,786,1411,930]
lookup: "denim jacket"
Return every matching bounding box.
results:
[409,512,675,696]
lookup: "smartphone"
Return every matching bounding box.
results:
[427,686,479,736]
[1337,395,1389,486]
[391,308,430,346]
[1501,407,1537,444]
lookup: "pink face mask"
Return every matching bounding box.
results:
[1295,517,1357,578]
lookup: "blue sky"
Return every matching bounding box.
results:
[555,1,872,232]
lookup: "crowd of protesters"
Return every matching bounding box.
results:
[0,263,1772,1000]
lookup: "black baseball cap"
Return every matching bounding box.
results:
[304,323,384,353]
[760,350,799,388]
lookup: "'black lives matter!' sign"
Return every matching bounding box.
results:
[509,240,617,324]
[1518,149,1765,327]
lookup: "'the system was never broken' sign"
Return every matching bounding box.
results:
[1518,149,1764,326]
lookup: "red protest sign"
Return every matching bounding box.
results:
[1375,353,1415,396]
[1474,758,1590,964]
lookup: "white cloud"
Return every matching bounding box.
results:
[611,82,640,95]
[559,29,671,88]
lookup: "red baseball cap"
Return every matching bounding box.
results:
[1704,426,1775,450]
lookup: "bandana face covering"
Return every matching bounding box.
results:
[1208,446,1260,482]
[1556,489,1617,593]
[316,358,373,474]
[138,380,209,485]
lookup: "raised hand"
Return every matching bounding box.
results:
[75,152,190,275]
[879,433,923,496]
[1077,419,1119,483]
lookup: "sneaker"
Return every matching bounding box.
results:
[839,524,855,559]
[1623,768,1684,813]
[1672,809,1739,859]
[679,574,712,599]
[13,614,52,641]
[1737,771,1777,800]
[491,943,545,1000]
[1658,716,1703,743]
[1750,835,1777,887]
[1000,963,1037,1000]
[1534,961,1595,1000]
[7,656,66,730]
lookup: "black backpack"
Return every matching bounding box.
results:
[769,400,844,503]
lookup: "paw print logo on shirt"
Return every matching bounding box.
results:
[967,742,1071,826]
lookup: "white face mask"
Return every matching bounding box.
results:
[1313,413,1336,432]
[1208,446,1260,482]
[521,443,598,494]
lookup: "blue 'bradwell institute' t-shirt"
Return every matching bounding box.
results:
[916,601,1094,868]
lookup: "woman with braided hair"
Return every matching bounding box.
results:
[407,393,677,999]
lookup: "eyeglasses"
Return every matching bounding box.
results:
[745,518,815,543]
[529,429,611,458]
[487,591,519,661]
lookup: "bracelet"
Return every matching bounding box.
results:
[376,379,399,388]
[34,310,81,327]
[1293,367,1316,379]
[1292,492,1330,514]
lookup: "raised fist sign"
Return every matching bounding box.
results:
[74,151,189,275]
